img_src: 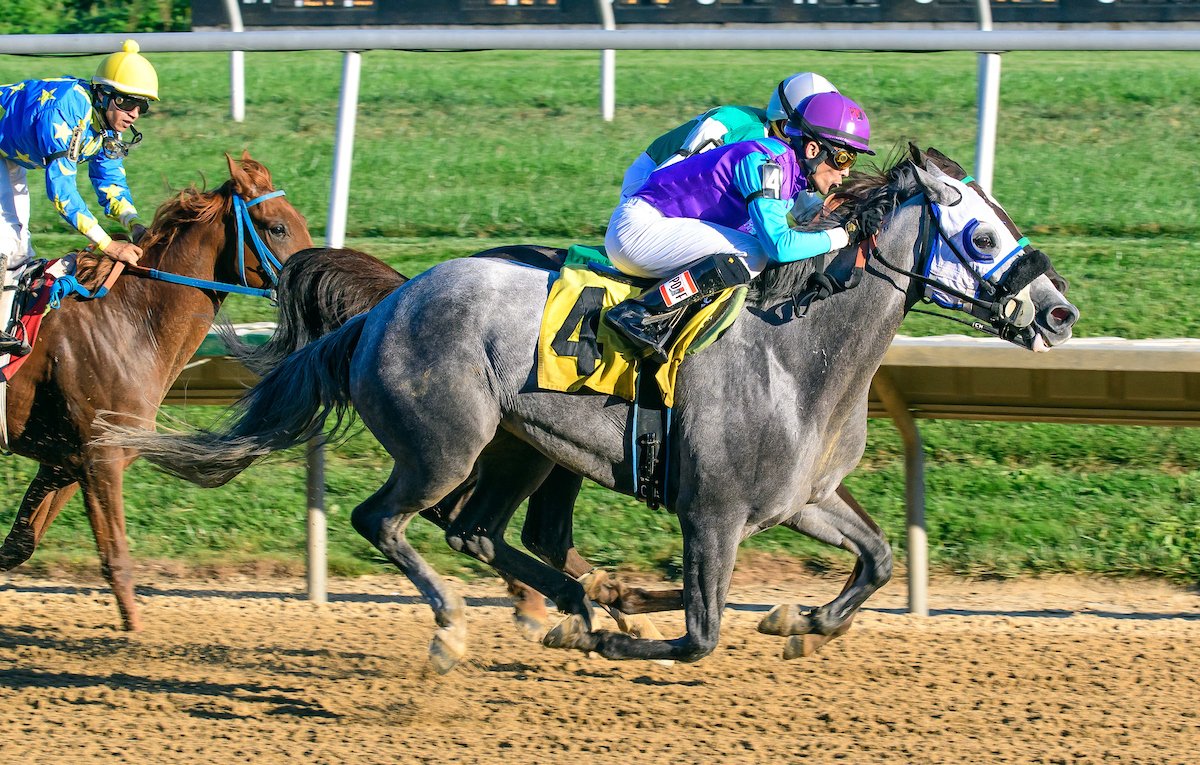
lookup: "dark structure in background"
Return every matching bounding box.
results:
[192,0,1200,28]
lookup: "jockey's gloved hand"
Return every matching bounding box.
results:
[856,205,885,238]
[130,223,148,244]
[825,226,851,253]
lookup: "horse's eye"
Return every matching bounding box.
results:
[269,224,286,237]
[972,232,995,251]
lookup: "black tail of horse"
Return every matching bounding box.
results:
[220,247,405,375]
[107,313,370,488]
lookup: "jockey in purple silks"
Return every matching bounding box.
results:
[619,71,840,211]
[604,92,876,361]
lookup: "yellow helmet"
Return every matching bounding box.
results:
[92,39,159,100]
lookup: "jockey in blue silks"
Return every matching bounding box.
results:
[604,92,876,361]
[0,39,157,356]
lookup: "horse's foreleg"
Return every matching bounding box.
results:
[0,464,78,570]
[547,506,742,663]
[757,484,893,658]
[79,455,140,631]
[521,466,674,644]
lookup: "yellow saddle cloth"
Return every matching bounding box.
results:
[536,252,744,408]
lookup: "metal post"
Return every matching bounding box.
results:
[305,50,362,603]
[305,439,327,603]
[596,0,616,121]
[974,0,1001,195]
[327,51,361,248]
[871,370,928,616]
[221,0,245,123]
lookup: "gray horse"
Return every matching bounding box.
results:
[108,147,1078,669]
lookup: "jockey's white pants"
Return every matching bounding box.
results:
[604,196,768,280]
[0,160,35,332]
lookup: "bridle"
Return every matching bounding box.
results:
[869,172,1052,342]
[48,190,287,306]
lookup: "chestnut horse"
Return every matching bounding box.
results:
[0,152,312,630]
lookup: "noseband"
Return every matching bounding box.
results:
[872,193,1050,342]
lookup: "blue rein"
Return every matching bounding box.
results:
[137,190,286,299]
[47,190,288,309]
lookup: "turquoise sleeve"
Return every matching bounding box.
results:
[733,152,833,264]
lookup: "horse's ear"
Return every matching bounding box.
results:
[924,147,968,178]
[226,151,264,198]
[908,142,924,165]
[913,162,963,206]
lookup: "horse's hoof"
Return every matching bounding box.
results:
[613,613,674,666]
[428,626,467,674]
[757,604,808,636]
[512,613,548,642]
[543,614,591,652]
[783,633,833,660]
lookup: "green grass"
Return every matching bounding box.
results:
[2,49,1199,583]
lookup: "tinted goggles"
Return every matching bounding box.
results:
[823,142,858,171]
[110,93,151,115]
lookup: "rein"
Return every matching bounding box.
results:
[125,189,287,300]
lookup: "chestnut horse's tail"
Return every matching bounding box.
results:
[220,246,406,376]
[105,313,369,488]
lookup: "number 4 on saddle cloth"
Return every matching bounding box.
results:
[534,244,746,507]
[536,245,746,409]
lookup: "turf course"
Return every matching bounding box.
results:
[1,49,1197,582]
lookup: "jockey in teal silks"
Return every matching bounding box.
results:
[0,40,156,356]
[619,72,839,223]
[604,92,876,361]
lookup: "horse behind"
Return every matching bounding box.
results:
[0,152,312,630]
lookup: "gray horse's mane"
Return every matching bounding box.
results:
[749,151,924,308]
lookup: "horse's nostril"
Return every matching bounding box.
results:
[1048,305,1078,330]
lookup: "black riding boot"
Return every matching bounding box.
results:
[0,283,31,358]
[604,254,751,362]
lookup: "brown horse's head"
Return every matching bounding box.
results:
[218,150,314,289]
[81,151,314,292]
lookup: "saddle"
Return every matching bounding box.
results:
[525,245,744,509]
[535,245,745,407]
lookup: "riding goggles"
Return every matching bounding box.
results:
[109,92,151,115]
[102,125,143,160]
[822,142,858,171]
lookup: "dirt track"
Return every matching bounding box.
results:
[0,569,1196,764]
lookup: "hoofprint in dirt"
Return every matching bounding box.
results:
[0,570,1195,764]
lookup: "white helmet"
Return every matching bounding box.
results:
[765,72,839,122]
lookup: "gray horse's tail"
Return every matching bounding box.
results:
[106,313,369,488]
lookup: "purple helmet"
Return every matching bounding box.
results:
[783,92,875,155]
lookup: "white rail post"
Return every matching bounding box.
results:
[872,370,928,616]
[221,0,245,123]
[305,50,362,604]
[597,0,616,121]
[975,0,1001,195]
[306,439,327,603]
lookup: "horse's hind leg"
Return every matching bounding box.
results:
[522,466,672,641]
[0,464,78,570]
[757,484,893,659]
[441,437,593,629]
[353,469,471,674]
